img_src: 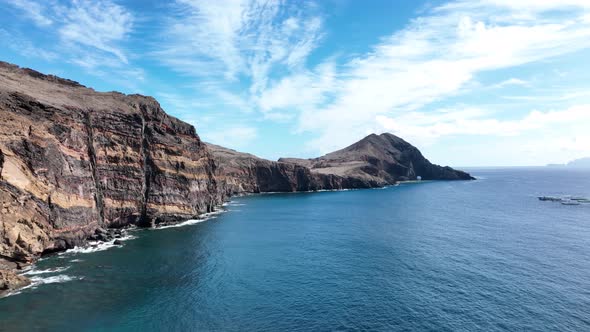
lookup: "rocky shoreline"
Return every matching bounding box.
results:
[0,61,474,296]
[0,226,132,297]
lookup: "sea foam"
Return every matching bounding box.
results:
[156,209,225,229]
[23,266,70,276]
[58,233,137,256]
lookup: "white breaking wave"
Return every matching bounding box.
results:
[23,266,70,276]
[3,274,82,297]
[60,242,117,255]
[156,210,225,229]
[314,188,357,192]
[58,233,137,256]
[157,218,208,229]
[29,274,80,285]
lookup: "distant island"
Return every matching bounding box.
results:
[547,157,590,169]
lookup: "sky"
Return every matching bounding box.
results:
[1,0,590,166]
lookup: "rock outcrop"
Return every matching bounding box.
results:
[0,269,30,296]
[0,61,222,268]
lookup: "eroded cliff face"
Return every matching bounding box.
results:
[0,62,222,265]
[207,144,375,196]
[209,133,474,196]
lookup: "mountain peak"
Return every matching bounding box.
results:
[277,132,474,183]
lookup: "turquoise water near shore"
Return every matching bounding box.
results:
[1,168,590,331]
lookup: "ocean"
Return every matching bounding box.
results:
[1,168,589,331]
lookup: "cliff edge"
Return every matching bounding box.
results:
[0,62,222,275]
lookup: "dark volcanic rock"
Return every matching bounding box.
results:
[0,61,223,264]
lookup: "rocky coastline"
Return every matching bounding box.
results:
[0,61,473,295]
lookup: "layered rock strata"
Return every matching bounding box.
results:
[0,62,221,272]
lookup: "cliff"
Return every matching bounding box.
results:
[208,143,372,196]
[210,133,474,195]
[0,62,222,274]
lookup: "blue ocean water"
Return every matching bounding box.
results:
[1,168,590,331]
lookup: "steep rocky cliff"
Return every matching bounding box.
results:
[0,62,222,270]
[209,133,474,195]
[208,144,371,196]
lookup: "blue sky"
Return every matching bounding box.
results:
[1,0,590,166]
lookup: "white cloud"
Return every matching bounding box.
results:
[503,90,590,102]
[3,0,133,65]
[4,0,53,26]
[439,0,590,13]
[257,61,336,113]
[376,104,590,166]
[376,104,590,144]
[1,0,142,89]
[492,78,530,89]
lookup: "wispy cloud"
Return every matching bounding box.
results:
[1,0,142,89]
[376,104,590,142]
[4,0,53,26]
[57,0,133,63]
[0,29,58,61]
[155,0,323,108]
[492,78,530,89]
